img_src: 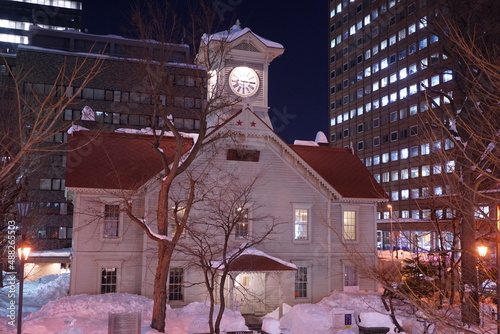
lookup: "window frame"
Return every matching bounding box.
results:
[101,204,122,241]
[293,263,311,300]
[168,267,185,302]
[343,263,359,291]
[342,208,358,242]
[292,204,312,243]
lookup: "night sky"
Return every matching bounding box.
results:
[81,1,328,143]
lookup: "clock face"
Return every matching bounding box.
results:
[229,66,259,97]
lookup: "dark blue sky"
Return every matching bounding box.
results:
[82,1,328,143]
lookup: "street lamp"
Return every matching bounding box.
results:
[16,200,30,334]
[477,241,500,334]
[17,241,30,334]
[477,243,487,258]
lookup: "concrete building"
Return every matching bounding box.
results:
[328,0,457,251]
[0,26,202,280]
[0,0,82,53]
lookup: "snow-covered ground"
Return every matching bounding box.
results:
[0,271,495,334]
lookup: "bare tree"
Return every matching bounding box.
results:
[0,53,103,282]
[109,1,240,331]
[423,1,500,325]
[176,168,280,334]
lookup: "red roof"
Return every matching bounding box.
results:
[290,145,387,199]
[66,131,193,190]
[226,254,297,272]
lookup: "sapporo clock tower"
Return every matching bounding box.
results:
[197,20,284,127]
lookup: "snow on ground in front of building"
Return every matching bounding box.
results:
[5,271,493,334]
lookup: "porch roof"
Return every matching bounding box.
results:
[213,248,297,272]
[227,254,298,272]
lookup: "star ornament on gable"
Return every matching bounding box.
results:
[250,121,256,127]
[236,120,243,126]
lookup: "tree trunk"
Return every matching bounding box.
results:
[151,241,173,332]
[460,196,479,325]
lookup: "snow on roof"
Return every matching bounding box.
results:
[201,20,284,49]
[293,140,319,146]
[212,247,297,272]
[315,131,328,144]
[29,248,71,258]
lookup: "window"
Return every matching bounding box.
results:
[294,208,310,241]
[168,268,184,301]
[373,118,380,128]
[39,178,65,191]
[170,206,186,238]
[401,148,409,159]
[391,191,399,201]
[101,268,117,294]
[373,136,380,146]
[343,210,356,240]
[422,165,430,177]
[104,204,120,238]
[235,208,249,239]
[357,123,364,133]
[401,169,409,180]
[389,111,398,122]
[344,265,358,287]
[382,172,390,182]
[295,266,308,298]
[411,167,419,178]
[390,131,398,142]
[410,125,418,136]
[401,189,409,200]
[391,150,399,161]
[391,170,399,181]
[419,37,427,50]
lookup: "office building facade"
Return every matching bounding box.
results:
[0,0,81,53]
[1,26,203,255]
[328,0,458,250]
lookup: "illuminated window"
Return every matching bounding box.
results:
[343,210,357,240]
[295,266,308,298]
[401,148,409,159]
[391,191,399,201]
[235,208,249,239]
[382,172,390,182]
[294,207,310,241]
[401,189,409,200]
[101,268,117,294]
[401,169,409,180]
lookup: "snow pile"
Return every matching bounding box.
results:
[166,301,248,333]
[22,293,153,334]
[279,292,409,334]
[280,303,339,334]
[21,294,247,334]
[25,273,70,304]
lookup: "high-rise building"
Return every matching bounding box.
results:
[0,0,82,53]
[328,0,457,251]
[0,26,202,278]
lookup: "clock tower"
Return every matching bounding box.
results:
[197,20,284,127]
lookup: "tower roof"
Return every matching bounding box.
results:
[201,20,284,50]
